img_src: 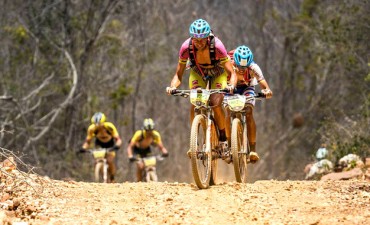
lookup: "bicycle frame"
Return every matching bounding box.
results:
[190,88,214,156]
[171,79,228,188]
[89,148,112,183]
[224,93,265,183]
[224,94,251,153]
[140,154,164,182]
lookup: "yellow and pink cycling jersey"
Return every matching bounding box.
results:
[178,37,230,89]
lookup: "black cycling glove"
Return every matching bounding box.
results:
[162,152,169,158]
[129,157,136,163]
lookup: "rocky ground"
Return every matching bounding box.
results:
[1,168,369,225]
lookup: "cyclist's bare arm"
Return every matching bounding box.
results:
[167,63,186,94]
[157,142,168,155]
[113,135,122,147]
[258,79,273,99]
[127,141,136,158]
[222,60,237,88]
[82,139,91,149]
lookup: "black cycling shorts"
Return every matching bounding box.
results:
[133,146,152,158]
[95,138,115,148]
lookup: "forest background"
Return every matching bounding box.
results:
[0,0,369,183]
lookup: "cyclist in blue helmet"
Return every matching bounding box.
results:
[226,45,273,163]
[189,19,211,38]
[166,19,237,153]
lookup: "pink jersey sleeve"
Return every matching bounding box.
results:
[178,38,191,63]
[178,37,229,64]
[214,37,228,60]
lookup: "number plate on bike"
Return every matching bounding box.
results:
[190,89,210,107]
[143,156,157,167]
[226,95,246,111]
[92,150,106,159]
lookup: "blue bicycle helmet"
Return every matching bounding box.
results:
[233,45,254,67]
[189,19,211,38]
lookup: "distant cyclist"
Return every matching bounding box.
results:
[227,45,273,163]
[81,112,122,183]
[315,143,328,160]
[127,118,168,182]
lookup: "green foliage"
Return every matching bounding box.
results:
[365,63,370,82]
[300,0,319,18]
[110,80,133,110]
[332,135,370,161]
[3,25,29,43]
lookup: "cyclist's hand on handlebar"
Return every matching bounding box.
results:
[261,89,273,99]
[129,157,136,163]
[162,152,169,158]
[226,84,235,94]
[112,145,120,151]
[79,148,86,153]
[166,86,177,95]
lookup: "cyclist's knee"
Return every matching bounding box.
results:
[137,162,144,170]
[245,105,254,117]
[209,94,223,106]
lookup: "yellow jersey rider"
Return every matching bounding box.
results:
[127,118,168,182]
[166,19,237,150]
[81,112,122,182]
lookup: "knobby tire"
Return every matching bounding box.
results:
[232,118,248,183]
[190,115,211,189]
[209,121,218,186]
[147,170,158,182]
[94,161,104,183]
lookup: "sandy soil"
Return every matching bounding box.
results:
[1,171,369,225]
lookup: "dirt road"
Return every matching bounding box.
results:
[1,173,369,225]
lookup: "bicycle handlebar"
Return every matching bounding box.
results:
[130,154,166,163]
[170,88,230,97]
[255,92,267,99]
[79,147,118,155]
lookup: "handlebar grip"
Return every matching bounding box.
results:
[170,89,180,95]
[255,93,266,98]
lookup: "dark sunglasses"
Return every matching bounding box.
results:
[237,65,248,70]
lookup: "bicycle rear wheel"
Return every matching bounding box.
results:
[190,115,211,189]
[232,118,248,183]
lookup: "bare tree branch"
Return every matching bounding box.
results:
[23,49,78,150]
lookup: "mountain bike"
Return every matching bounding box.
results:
[85,148,116,183]
[224,93,265,183]
[170,81,229,189]
[137,154,165,182]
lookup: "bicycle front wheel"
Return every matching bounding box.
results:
[94,161,104,183]
[210,121,218,186]
[190,114,211,189]
[232,118,248,183]
[146,170,158,182]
